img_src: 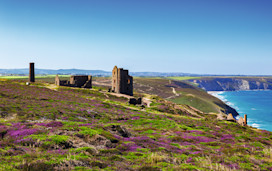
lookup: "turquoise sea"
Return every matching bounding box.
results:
[210,91,272,132]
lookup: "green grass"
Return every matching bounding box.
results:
[78,127,101,136]
[168,77,201,81]
[134,77,236,115]
[170,94,219,113]
[26,134,70,146]
[0,75,70,79]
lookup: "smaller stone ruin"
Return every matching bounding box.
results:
[237,117,245,126]
[237,114,247,126]
[128,98,142,105]
[217,113,227,120]
[55,75,92,88]
[227,113,236,122]
[221,113,247,126]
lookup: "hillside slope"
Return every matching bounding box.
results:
[0,79,271,170]
[133,78,238,116]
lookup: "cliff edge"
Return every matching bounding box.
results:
[190,77,272,91]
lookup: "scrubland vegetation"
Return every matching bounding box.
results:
[0,78,271,170]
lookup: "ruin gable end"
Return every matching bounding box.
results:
[55,75,60,86]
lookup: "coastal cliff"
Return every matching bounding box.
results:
[191,77,272,91]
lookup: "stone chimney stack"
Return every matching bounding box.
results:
[29,62,35,82]
[244,114,247,125]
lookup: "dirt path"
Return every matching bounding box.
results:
[166,87,180,99]
[172,87,179,96]
[142,98,152,107]
[109,92,133,99]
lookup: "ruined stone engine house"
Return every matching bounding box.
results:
[55,75,92,88]
[112,66,133,96]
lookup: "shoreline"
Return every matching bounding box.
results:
[207,91,239,115]
[208,90,272,131]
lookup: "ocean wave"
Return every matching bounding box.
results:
[208,91,227,101]
[248,118,263,123]
[208,91,241,112]
[251,123,261,129]
[235,115,241,120]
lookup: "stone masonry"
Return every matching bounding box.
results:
[237,114,247,126]
[112,66,133,96]
[29,62,35,82]
[55,75,92,88]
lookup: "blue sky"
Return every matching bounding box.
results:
[0,0,271,74]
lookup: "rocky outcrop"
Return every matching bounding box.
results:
[107,125,132,138]
[191,78,272,91]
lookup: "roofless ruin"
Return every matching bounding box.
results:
[111,66,133,96]
[53,65,133,96]
[55,75,92,88]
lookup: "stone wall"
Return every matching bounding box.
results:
[112,66,133,96]
[55,75,92,88]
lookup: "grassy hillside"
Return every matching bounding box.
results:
[134,78,238,115]
[18,76,239,115]
[0,79,271,170]
[8,76,235,114]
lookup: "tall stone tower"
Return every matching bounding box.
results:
[244,114,247,125]
[29,62,35,82]
[112,66,133,96]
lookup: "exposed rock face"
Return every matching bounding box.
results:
[191,78,272,91]
[239,80,250,90]
[56,160,92,170]
[87,134,113,149]
[45,130,114,151]
[108,125,131,138]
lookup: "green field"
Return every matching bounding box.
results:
[0,75,70,79]
[169,92,219,113]
[0,75,71,84]
[168,76,201,81]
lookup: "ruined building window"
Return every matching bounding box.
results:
[127,79,130,84]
